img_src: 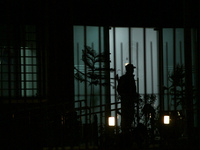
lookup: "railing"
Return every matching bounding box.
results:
[73,93,160,145]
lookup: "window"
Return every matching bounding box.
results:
[0,25,44,99]
[73,26,159,127]
[109,27,159,126]
[162,28,197,126]
[74,26,198,128]
[74,26,108,126]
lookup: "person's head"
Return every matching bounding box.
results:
[125,64,136,74]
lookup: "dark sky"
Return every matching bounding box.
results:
[0,0,199,27]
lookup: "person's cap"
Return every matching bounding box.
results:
[125,64,136,69]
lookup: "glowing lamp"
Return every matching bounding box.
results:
[108,117,115,126]
[164,115,170,124]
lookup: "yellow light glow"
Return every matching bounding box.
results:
[164,115,170,124]
[125,63,129,66]
[108,117,115,126]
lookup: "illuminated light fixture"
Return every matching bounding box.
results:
[164,115,170,124]
[108,117,115,126]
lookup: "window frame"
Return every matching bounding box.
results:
[0,25,45,101]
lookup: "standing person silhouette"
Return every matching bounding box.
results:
[117,64,137,134]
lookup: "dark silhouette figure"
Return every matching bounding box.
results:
[117,64,137,133]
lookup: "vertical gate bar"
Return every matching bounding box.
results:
[114,29,118,130]
[184,28,194,142]
[180,41,183,65]
[8,44,11,98]
[13,25,17,99]
[23,27,26,98]
[143,28,147,103]
[113,27,118,128]
[38,25,45,98]
[0,45,2,96]
[158,28,164,114]
[166,42,170,111]
[150,41,154,94]
[84,26,90,147]
[98,26,103,131]
[196,29,200,132]
[136,42,140,124]
[7,25,11,99]
[38,24,45,99]
[31,29,34,99]
[129,27,132,64]
[84,26,88,125]
[14,25,21,99]
[90,42,94,122]
[121,43,123,75]
[36,25,39,98]
[32,27,35,99]
[173,28,177,111]
[136,42,139,86]
[103,26,111,133]
[77,43,82,120]
[20,26,26,99]
[15,26,20,98]
[179,41,184,111]
[143,28,147,126]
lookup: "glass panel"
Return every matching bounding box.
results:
[109,27,159,127]
[163,28,185,111]
[191,29,198,127]
[74,25,106,127]
[25,58,33,64]
[26,82,33,88]
[26,74,33,80]
[163,28,174,111]
[130,28,144,93]
[145,28,158,95]
[26,90,33,96]
[33,82,37,88]
[25,49,32,56]
[175,28,184,66]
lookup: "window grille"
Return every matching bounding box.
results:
[0,25,44,100]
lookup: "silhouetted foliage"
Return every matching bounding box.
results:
[166,64,195,112]
[74,46,114,86]
[160,64,196,140]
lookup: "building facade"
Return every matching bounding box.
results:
[0,0,200,149]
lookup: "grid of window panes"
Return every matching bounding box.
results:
[21,26,38,97]
[0,25,39,98]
